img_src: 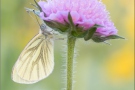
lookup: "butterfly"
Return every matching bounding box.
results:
[12,24,54,84]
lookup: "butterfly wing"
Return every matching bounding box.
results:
[12,33,54,84]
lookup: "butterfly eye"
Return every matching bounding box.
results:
[40,24,46,31]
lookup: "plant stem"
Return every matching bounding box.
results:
[66,34,76,90]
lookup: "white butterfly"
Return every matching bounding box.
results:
[12,24,54,84]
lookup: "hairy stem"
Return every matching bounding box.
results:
[66,34,76,90]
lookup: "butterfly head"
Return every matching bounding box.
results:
[40,24,53,36]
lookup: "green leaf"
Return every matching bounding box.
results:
[84,24,104,41]
[92,35,125,43]
[106,35,125,39]
[84,27,97,41]
[68,12,75,30]
[71,31,86,38]
[92,36,106,42]
[51,21,69,32]
[93,24,104,28]
[45,21,69,32]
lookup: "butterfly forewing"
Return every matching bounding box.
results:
[12,33,54,84]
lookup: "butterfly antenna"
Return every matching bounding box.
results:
[30,3,38,9]
[25,8,34,16]
[25,8,41,29]
[25,8,37,22]
[34,12,41,29]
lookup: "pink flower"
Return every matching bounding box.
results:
[38,0,117,36]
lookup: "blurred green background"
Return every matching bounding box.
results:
[1,0,134,90]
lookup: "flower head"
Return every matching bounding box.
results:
[36,0,124,42]
[38,0,117,36]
